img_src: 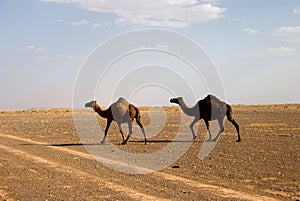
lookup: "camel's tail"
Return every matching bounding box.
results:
[134,106,141,119]
[226,104,234,121]
[132,106,142,123]
[226,104,241,142]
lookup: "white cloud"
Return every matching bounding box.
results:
[137,44,171,50]
[56,54,75,59]
[56,19,63,22]
[34,56,49,61]
[92,22,112,28]
[242,28,260,34]
[272,26,300,42]
[35,47,48,52]
[249,46,296,57]
[232,18,248,22]
[40,0,226,28]
[264,47,296,55]
[219,58,228,64]
[294,6,300,14]
[71,19,112,28]
[17,45,48,52]
[91,23,101,28]
[34,54,75,61]
[71,19,90,26]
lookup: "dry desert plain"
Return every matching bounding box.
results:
[0,104,299,200]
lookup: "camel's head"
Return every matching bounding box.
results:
[85,100,97,109]
[170,97,183,105]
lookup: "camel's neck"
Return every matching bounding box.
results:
[94,104,109,118]
[177,99,198,117]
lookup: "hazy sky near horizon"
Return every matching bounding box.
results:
[1,0,299,110]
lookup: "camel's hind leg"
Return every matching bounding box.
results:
[190,117,199,140]
[212,118,225,142]
[136,117,147,144]
[229,119,240,142]
[131,105,147,144]
[121,121,133,145]
[226,104,241,142]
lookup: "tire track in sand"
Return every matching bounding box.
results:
[0,137,169,201]
[0,134,280,201]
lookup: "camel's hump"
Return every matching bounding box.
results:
[112,97,129,108]
[203,94,224,103]
[117,97,128,103]
[111,97,130,122]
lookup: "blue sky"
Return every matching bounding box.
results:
[0,0,299,110]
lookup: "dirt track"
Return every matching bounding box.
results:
[0,105,299,200]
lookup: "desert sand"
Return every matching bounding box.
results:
[0,105,299,200]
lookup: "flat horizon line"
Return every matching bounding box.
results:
[1,103,300,112]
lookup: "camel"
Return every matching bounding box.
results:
[170,94,241,142]
[85,97,147,145]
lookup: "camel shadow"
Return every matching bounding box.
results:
[44,139,194,147]
[21,143,106,147]
[21,138,194,147]
[45,143,103,147]
[133,139,193,143]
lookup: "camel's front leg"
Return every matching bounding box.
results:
[190,117,199,140]
[102,119,112,143]
[117,123,125,141]
[204,119,212,141]
[211,118,225,142]
[121,121,133,145]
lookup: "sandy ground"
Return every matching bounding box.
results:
[0,104,299,201]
